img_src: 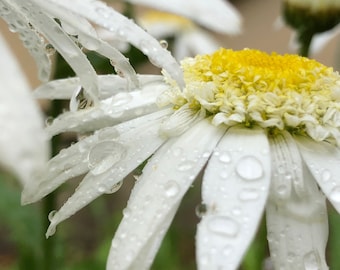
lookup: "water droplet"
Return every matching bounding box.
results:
[164,180,180,197]
[236,156,263,180]
[45,43,56,55]
[221,245,233,256]
[219,152,231,163]
[321,169,331,182]
[122,207,131,218]
[177,160,194,171]
[207,216,239,237]
[88,141,126,175]
[239,188,259,201]
[303,250,321,270]
[48,210,57,221]
[45,116,54,126]
[111,92,133,107]
[159,39,168,49]
[276,184,289,198]
[105,181,123,194]
[195,203,208,218]
[329,186,340,203]
[219,170,229,180]
[172,147,183,157]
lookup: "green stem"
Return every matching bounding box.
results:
[41,99,64,270]
[298,31,313,57]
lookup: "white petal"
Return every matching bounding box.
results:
[46,83,168,137]
[126,0,242,34]
[0,1,52,81]
[31,0,140,88]
[22,109,172,204]
[106,119,226,270]
[196,126,271,270]
[34,74,164,99]
[295,136,340,213]
[173,30,220,59]
[44,109,173,237]
[0,33,49,186]
[266,165,328,270]
[34,74,166,100]
[268,131,304,202]
[17,0,100,101]
[41,0,184,87]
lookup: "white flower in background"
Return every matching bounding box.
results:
[136,11,229,60]
[25,29,340,270]
[131,0,242,59]
[0,33,48,186]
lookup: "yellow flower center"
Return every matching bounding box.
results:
[161,48,340,143]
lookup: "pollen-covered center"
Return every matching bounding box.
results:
[162,48,340,143]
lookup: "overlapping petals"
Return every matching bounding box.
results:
[0,33,49,186]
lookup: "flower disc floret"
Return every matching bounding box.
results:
[164,48,340,144]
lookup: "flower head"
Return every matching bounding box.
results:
[133,0,242,59]
[26,43,340,270]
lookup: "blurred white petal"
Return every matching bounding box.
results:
[106,119,226,270]
[197,127,271,269]
[173,30,220,60]
[126,0,242,34]
[0,33,49,186]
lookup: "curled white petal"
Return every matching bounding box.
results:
[41,0,184,87]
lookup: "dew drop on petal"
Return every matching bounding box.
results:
[105,181,123,194]
[207,216,239,237]
[321,169,331,182]
[303,250,321,270]
[219,152,232,164]
[177,160,194,171]
[221,245,233,256]
[88,141,126,175]
[236,156,263,181]
[164,180,180,197]
[195,203,208,218]
[159,40,168,49]
[329,186,340,203]
[45,43,56,55]
[111,92,133,107]
[238,188,260,201]
[172,147,183,157]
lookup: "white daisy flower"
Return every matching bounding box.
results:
[0,32,48,186]
[24,43,340,270]
[133,0,242,59]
